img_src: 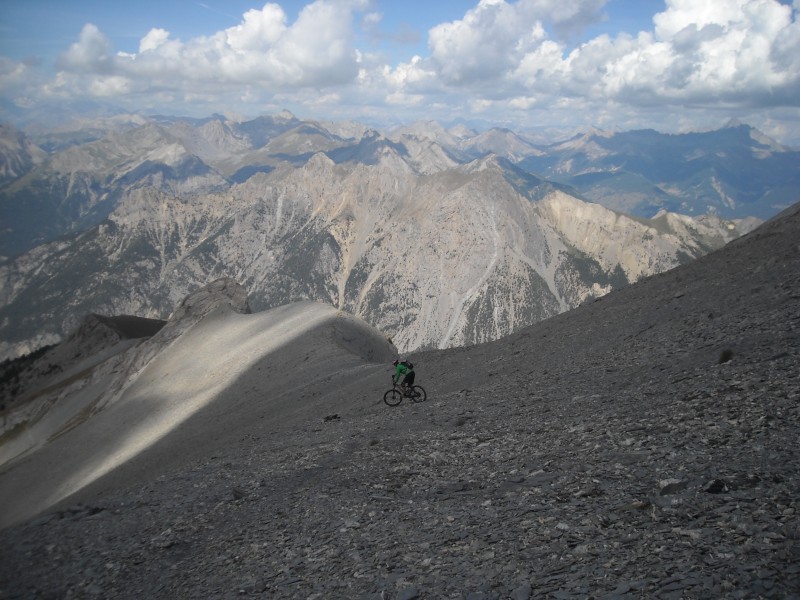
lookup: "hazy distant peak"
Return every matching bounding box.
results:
[580,126,614,139]
[550,128,614,157]
[312,119,371,140]
[275,109,296,121]
[461,153,504,173]
[306,151,337,169]
[446,123,476,139]
[388,120,457,146]
[718,119,787,152]
[0,123,46,182]
[749,128,787,153]
[361,128,384,140]
[401,120,447,135]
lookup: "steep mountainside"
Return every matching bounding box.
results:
[0,202,796,598]
[0,149,754,360]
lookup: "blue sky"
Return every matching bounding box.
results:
[1,1,799,143]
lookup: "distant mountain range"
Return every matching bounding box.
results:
[2,113,794,260]
[516,122,800,219]
[1,112,790,359]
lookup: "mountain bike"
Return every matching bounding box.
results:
[383,381,427,406]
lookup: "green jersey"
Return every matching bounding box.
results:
[393,362,413,383]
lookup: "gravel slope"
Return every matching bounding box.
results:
[0,203,798,599]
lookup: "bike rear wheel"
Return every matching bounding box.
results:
[410,385,427,402]
[383,388,402,406]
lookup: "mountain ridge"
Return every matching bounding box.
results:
[1,114,794,252]
[0,149,758,360]
[1,113,791,361]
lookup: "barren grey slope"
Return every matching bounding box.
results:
[0,201,797,598]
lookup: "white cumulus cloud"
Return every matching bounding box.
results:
[2,0,799,143]
[58,24,116,74]
[428,0,565,84]
[386,0,800,112]
[616,0,800,104]
[139,29,171,54]
[53,1,366,97]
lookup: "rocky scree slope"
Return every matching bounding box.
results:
[0,203,797,598]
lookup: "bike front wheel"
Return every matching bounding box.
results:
[410,385,427,402]
[383,388,402,406]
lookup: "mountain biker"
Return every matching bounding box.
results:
[392,358,415,392]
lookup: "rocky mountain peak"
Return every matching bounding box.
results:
[274,109,296,121]
[446,123,476,140]
[0,137,763,359]
[461,153,504,173]
[462,128,540,161]
[167,278,251,325]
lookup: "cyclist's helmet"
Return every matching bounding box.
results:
[392,359,399,365]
